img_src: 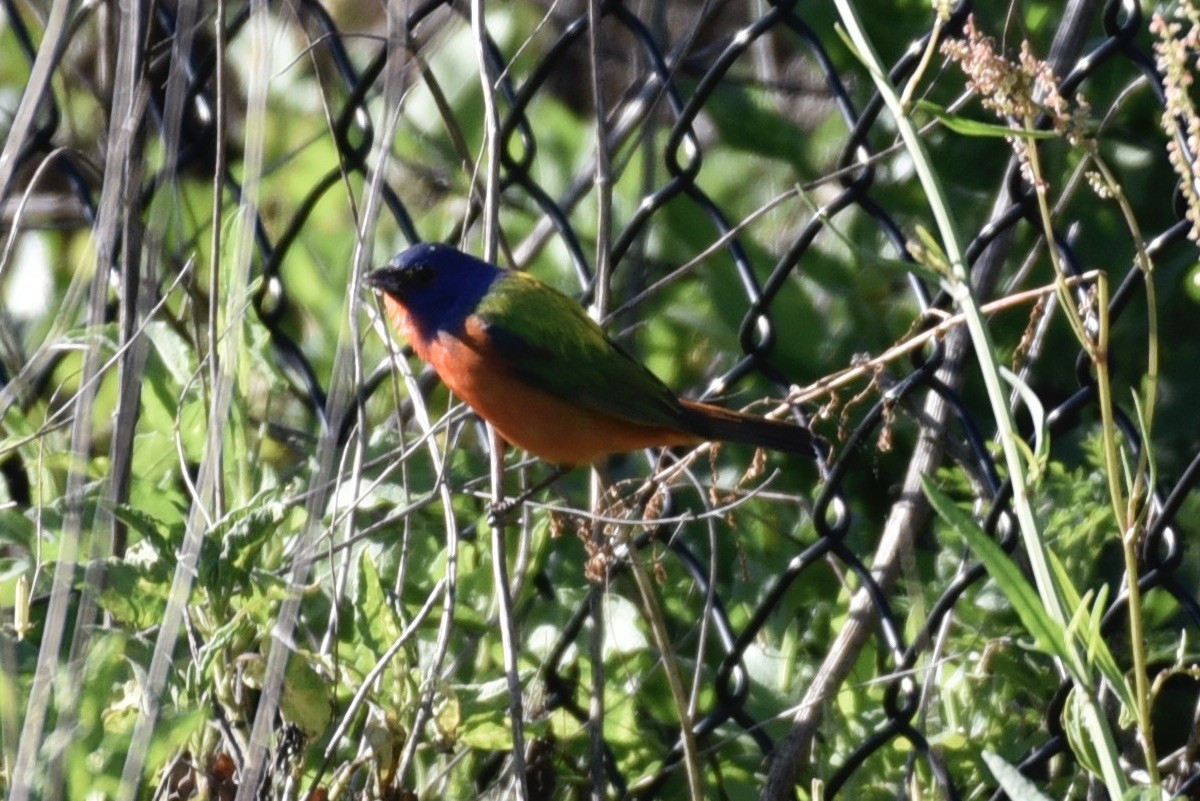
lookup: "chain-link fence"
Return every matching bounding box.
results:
[2,0,1199,799]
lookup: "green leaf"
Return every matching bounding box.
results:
[110,504,175,559]
[432,678,460,742]
[981,751,1054,801]
[602,594,649,658]
[352,554,409,688]
[457,714,513,751]
[192,494,285,598]
[916,101,1059,139]
[910,224,952,276]
[999,366,1048,478]
[1061,688,1105,778]
[145,321,198,387]
[364,703,407,771]
[1047,553,1138,720]
[281,651,334,739]
[922,477,1068,659]
[98,561,172,629]
[0,509,35,548]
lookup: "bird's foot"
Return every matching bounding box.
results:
[485,466,571,527]
[487,497,517,527]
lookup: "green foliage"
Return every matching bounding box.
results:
[1,1,1197,799]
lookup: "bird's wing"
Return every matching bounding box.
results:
[473,272,689,432]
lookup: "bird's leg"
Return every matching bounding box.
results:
[487,464,572,522]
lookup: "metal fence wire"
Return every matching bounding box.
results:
[2,0,1200,799]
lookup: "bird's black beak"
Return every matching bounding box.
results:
[364,261,436,299]
[364,267,399,296]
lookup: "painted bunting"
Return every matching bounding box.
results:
[366,243,812,465]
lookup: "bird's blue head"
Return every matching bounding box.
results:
[365,243,504,336]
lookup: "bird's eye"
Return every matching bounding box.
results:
[405,264,435,289]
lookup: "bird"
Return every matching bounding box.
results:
[365,242,812,465]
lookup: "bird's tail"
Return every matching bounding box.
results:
[678,399,812,455]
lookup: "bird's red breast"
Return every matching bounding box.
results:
[384,296,699,464]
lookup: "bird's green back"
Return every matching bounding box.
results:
[474,271,688,431]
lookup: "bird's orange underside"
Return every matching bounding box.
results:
[384,297,698,464]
